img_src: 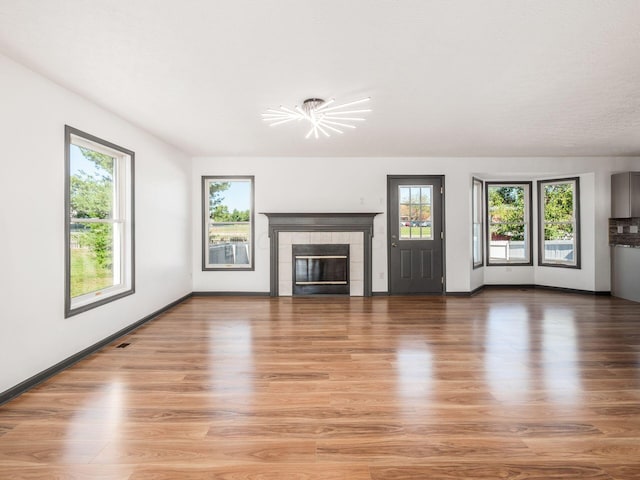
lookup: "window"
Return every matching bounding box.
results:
[486,182,532,265]
[538,177,580,268]
[472,178,484,268]
[398,185,432,240]
[202,176,254,270]
[65,126,134,317]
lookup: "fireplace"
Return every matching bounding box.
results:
[293,244,349,295]
[261,212,381,296]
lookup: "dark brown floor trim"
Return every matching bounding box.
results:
[192,291,270,296]
[485,284,611,296]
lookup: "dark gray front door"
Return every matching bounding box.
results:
[387,176,444,294]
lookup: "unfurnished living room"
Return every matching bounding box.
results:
[1,1,640,479]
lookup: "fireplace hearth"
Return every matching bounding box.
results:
[293,244,349,295]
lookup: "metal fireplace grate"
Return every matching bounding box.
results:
[292,244,349,295]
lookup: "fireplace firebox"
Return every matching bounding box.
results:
[292,244,349,295]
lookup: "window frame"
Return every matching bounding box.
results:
[472,177,484,269]
[537,177,581,269]
[64,125,135,317]
[485,181,533,266]
[201,175,255,271]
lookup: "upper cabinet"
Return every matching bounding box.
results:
[611,172,640,218]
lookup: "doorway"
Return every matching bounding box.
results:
[387,175,444,294]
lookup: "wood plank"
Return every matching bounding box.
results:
[0,465,134,479]
[370,463,614,479]
[90,440,317,465]
[129,464,371,480]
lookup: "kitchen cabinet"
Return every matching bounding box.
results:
[611,172,640,218]
[611,245,640,302]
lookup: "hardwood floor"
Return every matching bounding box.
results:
[1,289,639,479]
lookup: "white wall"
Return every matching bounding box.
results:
[0,54,192,394]
[192,156,640,295]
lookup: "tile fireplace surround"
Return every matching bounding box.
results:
[261,213,380,296]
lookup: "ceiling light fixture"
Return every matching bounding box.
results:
[262,97,371,139]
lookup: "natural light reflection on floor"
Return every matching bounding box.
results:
[542,307,582,405]
[65,381,123,441]
[209,320,254,400]
[395,338,433,401]
[484,304,531,403]
[62,381,123,464]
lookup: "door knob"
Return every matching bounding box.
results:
[391,242,398,247]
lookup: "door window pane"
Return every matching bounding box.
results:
[399,185,433,240]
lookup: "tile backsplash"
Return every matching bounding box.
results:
[609,218,640,247]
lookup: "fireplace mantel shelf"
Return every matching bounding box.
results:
[260,212,382,237]
[260,212,382,216]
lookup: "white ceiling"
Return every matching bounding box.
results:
[1,0,639,157]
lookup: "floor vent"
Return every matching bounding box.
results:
[116,342,131,349]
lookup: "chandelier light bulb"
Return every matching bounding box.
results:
[261,96,371,139]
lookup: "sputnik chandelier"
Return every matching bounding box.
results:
[261,97,371,139]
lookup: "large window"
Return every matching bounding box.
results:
[65,126,134,317]
[538,177,580,268]
[472,178,484,268]
[202,176,254,270]
[486,182,532,265]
